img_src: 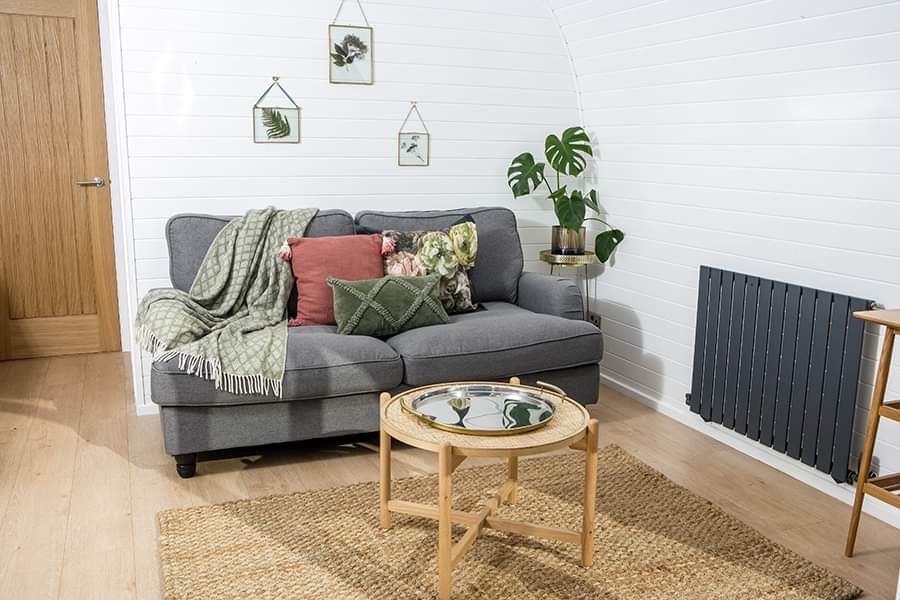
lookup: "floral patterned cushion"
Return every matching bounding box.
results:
[381,221,478,314]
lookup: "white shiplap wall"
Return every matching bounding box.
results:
[109,0,580,407]
[108,0,899,525]
[552,0,900,518]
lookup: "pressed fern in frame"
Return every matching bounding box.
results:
[252,76,301,143]
[261,108,291,139]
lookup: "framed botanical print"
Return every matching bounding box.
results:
[398,132,430,166]
[329,24,373,85]
[252,77,301,144]
[398,101,431,166]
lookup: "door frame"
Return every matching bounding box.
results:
[96,0,146,410]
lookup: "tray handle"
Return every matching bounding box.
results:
[535,380,568,401]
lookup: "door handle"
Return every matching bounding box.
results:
[76,176,105,188]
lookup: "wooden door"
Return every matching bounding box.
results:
[0,0,120,359]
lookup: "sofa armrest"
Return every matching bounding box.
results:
[516,272,584,320]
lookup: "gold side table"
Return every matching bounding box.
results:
[539,249,599,320]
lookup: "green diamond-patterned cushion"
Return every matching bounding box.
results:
[327,274,449,336]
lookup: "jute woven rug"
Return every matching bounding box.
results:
[158,445,862,599]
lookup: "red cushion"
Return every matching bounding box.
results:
[288,234,384,326]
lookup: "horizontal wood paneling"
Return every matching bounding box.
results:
[554,0,900,485]
[114,0,578,405]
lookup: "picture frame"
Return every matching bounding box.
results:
[252,77,301,144]
[253,106,301,144]
[329,24,374,85]
[398,132,430,167]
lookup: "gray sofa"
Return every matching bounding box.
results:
[151,207,603,477]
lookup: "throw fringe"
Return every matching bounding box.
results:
[137,326,283,398]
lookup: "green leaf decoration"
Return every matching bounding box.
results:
[262,108,291,139]
[507,152,545,198]
[331,43,347,67]
[549,184,568,202]
[554,190,586,230]
[545,126,593,176]
[595,229,625,263]
[584,189,600,213]
[331,35,368,68]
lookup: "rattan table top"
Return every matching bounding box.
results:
[382,383,591,457]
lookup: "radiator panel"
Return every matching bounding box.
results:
[688,266,869,483]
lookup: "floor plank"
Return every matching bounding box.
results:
[0,358,48,526]
[127,398,194,600]
[58,353,136,600]
[0,352,897,598]
[0,356,84,599]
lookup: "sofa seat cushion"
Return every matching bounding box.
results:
[386,302,602,386]
[151,325,402,407]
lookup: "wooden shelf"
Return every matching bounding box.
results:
[852,309,900,328]
[864,472,900,509]
[878,400,900,423]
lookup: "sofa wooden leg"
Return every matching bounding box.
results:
[175,453,197,479]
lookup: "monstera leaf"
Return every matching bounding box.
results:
[545,126,592,176]
[554,190,586,230]
[507,152,545,198]
[262,108,291,139]
[595,228,625,263]
[549,185,568,203]
[583,189,600,213]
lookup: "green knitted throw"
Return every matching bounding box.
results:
[135,207,318,397]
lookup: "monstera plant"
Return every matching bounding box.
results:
[507,126,624,262]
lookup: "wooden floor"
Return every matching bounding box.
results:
[0,352,898,599]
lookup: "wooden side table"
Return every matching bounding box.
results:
[539,249,599,319]
[379,378,599,600]
[845,309,900,557]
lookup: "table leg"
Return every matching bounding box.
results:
[379,392,392,529]
[846,329,894,556]
[438,442,453,600]
[583,265,590,319]
[581,418,599,567]
[507,456,518,505]
[506,376,520,506]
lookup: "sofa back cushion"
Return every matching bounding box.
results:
[354,207,523,304]
[166,210,355,292]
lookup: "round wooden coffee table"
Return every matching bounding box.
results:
[379,377,599,600]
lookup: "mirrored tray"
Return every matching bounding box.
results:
[400,383,557,436]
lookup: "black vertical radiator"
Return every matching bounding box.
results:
[686,266,871,483]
